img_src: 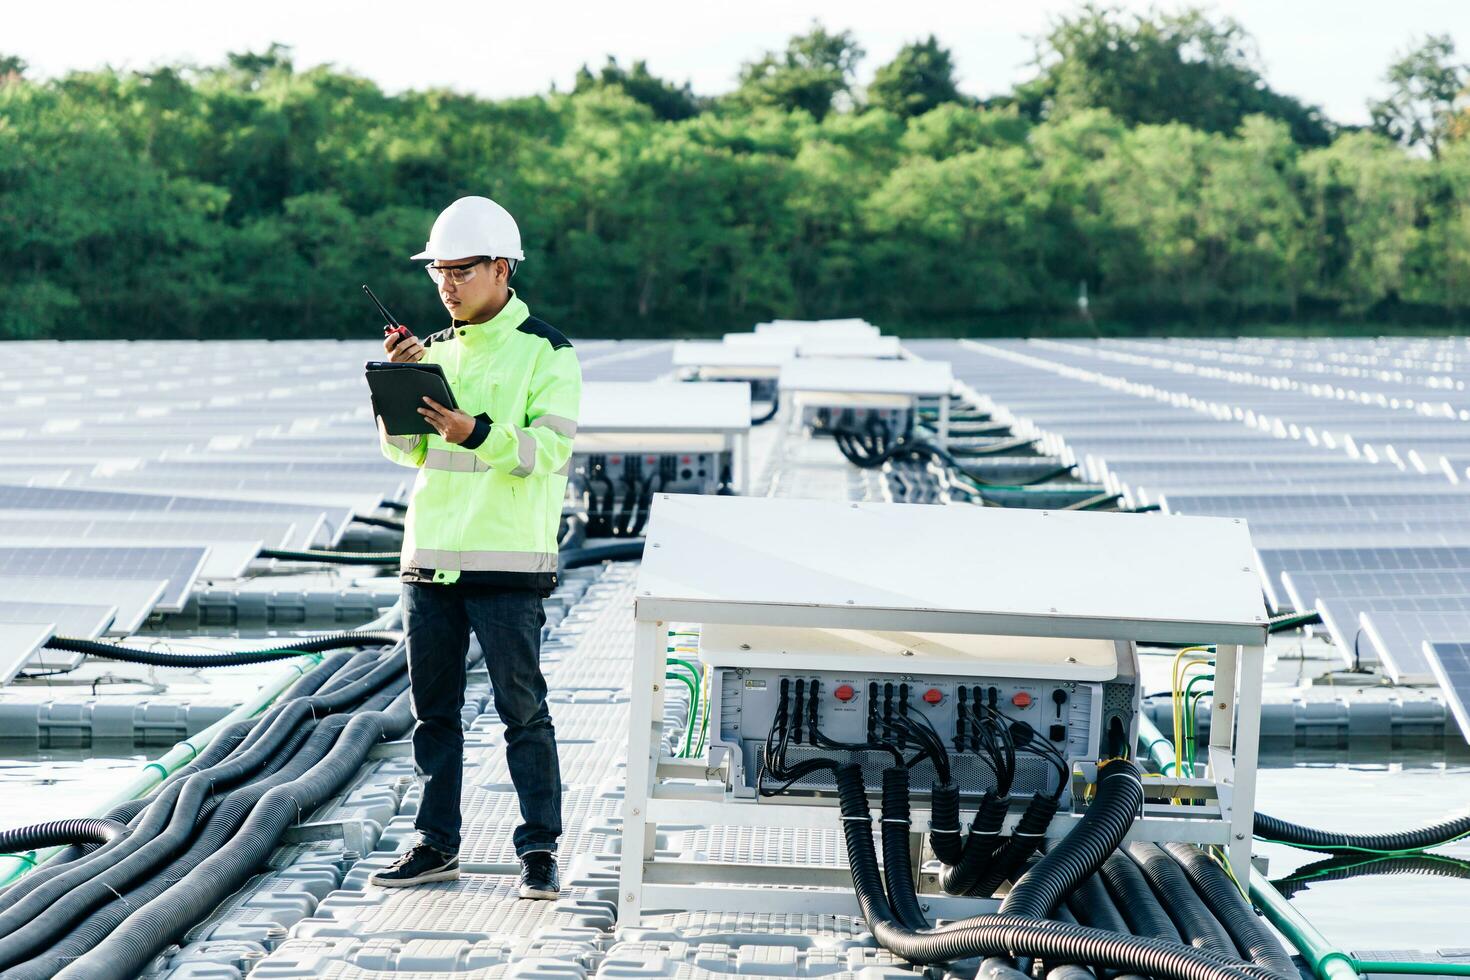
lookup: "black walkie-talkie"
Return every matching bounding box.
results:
[363,284,412,342]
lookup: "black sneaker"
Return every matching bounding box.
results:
[518,850,559,899]
[369,843,459,887]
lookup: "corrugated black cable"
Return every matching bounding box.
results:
[1127,842,1238,960]
[1001,760,1145,919]
[1254,809,1470,854]
[0,821,128,856]
[1271,852,1470,900]
[1164,843,1295,976]
[880,767,930,930]
[0,653,354,914]
[14,681,410,979]
[831,762,1269,980]
[258,547,400,564]
[41,631,401,668]
[939,790,1010,895]
[45,695,415,980]
[1100,850,1182,942]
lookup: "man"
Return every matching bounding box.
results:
[369,196,580,900]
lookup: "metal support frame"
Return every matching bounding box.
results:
[619,618,664,926]
[619,495,1268,927]
[730,431,751,494]
[619,640,1266,925]
[1210,642,1264,886]
[617,629,1261,926]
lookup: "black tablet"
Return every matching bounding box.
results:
[365,361,459,436]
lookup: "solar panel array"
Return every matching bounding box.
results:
[1425,642,1470,740]
[0,337,673,673]
[931,337,1470,736]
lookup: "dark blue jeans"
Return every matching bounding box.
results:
[403,583,562,857]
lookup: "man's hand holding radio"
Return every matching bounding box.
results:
[384,330,425,363]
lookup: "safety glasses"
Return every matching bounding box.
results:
[425,259,485,286]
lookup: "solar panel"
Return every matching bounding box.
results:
[81,471,406,500]
[0,579,166,637]
[0,622,57,686]
[1257,531,1470,551]
[1281,569,1470,611]
[0,516,296,550]
[1165,491,1470,516]
[1359,607,1470,682]
[1248,516,1470,535]
[66,476,386,515]
[0,601,116,640]
[580,342,675,382]
[1317,593,1470,678]
[1256,546,1470,610]
[0,547,207,613]
[0,485,346,546]
[1423,642,1470,742]
[0,600,119,676]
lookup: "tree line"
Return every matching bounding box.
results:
[3,5,1469,341]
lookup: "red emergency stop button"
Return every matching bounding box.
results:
[1011,692,1033,708]
[923,688,943,705]
[834,684,856,702]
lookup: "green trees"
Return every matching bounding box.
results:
[868,36,966,118]
[2,11,1470,341]
[735,23,865,120]
[573,57,703,121]
[1370,34,1469,158]
[1023,5,1333,147]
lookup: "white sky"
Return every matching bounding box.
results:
[11,0,1470,125]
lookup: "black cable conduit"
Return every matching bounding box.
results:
[969,792,1061,897]
[1163,843,1295,977]
[828,763,1277,980]
[1101,850,1183,942]
[0,645,414,977]
[41,630,402,668]
[0,821,128,856]
[259,547,401,565]
[0,648,404,963]
[1127,841,1238,960]
[1271,852,1470,900]
[927,780,964,866]
[880,767,929,930]
[10,685,410,979]
[1254,809,1470,855]
[0,719,318,966]
[46,697,414,980]
[561,539,645,568]
[939,790,1009,895]
[1000,760,1144,919]
[752,393,780,426]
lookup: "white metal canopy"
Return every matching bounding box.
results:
[756,318,880,339]
[779,357,953,398]
[634,495,1267,644]
[672,341,796,369]
[579,382,752,435]
[796,336,903,359]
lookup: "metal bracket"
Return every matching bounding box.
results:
[281,818,371,855]
[367,739,412,760]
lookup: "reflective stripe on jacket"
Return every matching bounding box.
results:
[378,290,581,591]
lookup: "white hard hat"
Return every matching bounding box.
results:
[411,196,525,262]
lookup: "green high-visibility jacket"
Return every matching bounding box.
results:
[378,290,581,592]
